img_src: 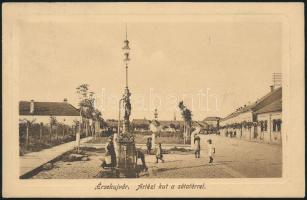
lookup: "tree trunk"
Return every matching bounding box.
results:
[39,123,43,142]
[56,126,58,141]
[183,122,186,145]
[50,125,52,143]
[85,121,88,137]
[26,123,29,149]
[93,121,96,139]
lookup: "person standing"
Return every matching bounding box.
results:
[156,143,164,163]
[101,136,117,168]
[207,139,215,163]
[194,134,201,158]
[146,137,152,154]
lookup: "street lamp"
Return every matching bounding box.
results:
[114,25,137,178]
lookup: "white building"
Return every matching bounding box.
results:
[19,99,81,126]
[255,99,282,144]
[219,86,282,143]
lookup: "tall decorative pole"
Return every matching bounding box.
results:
[154,108,158,120]
[115,25,137,178]
[122,25,132,133]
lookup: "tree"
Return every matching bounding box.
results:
[76,84,95,136]
[76,84,106,138]
[49,116,57,142]
[19,118,36,149]
[178,101,192,144]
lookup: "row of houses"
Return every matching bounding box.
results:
[104,118,211,134]
[219,86,282,144]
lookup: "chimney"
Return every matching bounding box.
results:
[270,85,274,92]
[30,100,34,114]
[63,98,68,103]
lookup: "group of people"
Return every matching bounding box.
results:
[146,137,164,163]
[194,134,215,163]
[101,133,216,172]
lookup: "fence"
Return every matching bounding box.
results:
[19,123,86,155]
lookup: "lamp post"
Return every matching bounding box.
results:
[115,25,137,178]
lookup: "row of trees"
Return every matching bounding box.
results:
[76,84,106,139]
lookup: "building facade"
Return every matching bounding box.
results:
[219,86,282,144]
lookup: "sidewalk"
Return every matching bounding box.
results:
[20,137,93,177]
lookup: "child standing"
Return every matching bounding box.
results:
[156,143,164,163]
[207,139,215,163]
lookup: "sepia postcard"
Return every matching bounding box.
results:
[2,2,305,198]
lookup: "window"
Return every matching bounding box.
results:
[272,120,276,132]
[263,120,268,132]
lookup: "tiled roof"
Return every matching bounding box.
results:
[19,101,80,116]
[255,99,282,114]
[221,87,282,121]
[251,87,282,112]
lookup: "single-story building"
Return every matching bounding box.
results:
[19,99,81,126]
[219,86,282,143]
[255,99,282,144]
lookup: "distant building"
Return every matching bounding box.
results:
[132,119,150,132]
[131,119,184,133]
[19,99,81,125]
[203,117,220,132]
[192,121,209,134]
[105,119,120,132]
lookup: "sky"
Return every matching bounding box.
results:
[18,21,282,120]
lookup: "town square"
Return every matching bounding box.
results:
[17,21,283,179]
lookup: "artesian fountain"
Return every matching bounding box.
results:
[114,26,138,178]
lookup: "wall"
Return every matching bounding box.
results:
[257,112,282,144]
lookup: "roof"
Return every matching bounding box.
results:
[159,120,184,126]
[255,99,282,114]
[193,121,209,128]
[220,87,282,121]
[132,119,150,125]
[203,117,220,121]
[19,101,80,116]
[251,87,282,112]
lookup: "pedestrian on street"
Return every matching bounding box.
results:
[194,134,201,158]
[101,136,117,168]
[135,148,148,172]
[146,137,152,155]
[156,143,164,163]
[207,139,215,164]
